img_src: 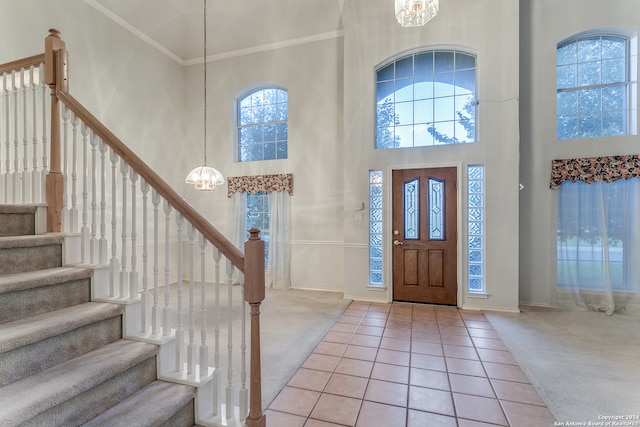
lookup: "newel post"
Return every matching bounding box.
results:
[244,228,266,427]
[44,29,68,232]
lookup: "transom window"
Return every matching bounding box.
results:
[236,87,288,162]
[557,34,636,139]
[375,50,477,149]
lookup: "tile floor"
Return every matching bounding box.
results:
[265,301,556,427]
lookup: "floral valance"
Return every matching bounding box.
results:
[550,154,640,189]
[227,173,293,198]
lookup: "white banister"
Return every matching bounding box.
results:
[90,132,99,262]
[175,213,185,372]
[213,248,222,416]
[152,189,161,335]
[130,170,139,301]
[163,200,172,336]
[80,123,90,263]
[199,233,208,378]
[21,67,28,202]
[187,224,197,375]
[109,148,119,297]
[141,179,150,333]
[12,70,19,203]
[226,259,234,419]
[119,159,129,299]
[98,140,108,264]
[61,105,70,227]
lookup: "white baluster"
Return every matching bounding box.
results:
[239,273,248,419]
[213,247,222,416]
[119,160,129,299]
[187,224,197,375]
[31,65,41,203]
[61,105,70,230]
[90,134,99,263]
[152,189,161,335]
[0,73,4,203]
[21,68,30,202]
[109,148,119,297]
[199,233,208,378]
[163,200,172,336]
[141,179,150,333]
[80,124,90,263]
[98,141,108,264]
[12,70,19,203]
[130,170,139,301]
[226,259,235,419]
[4,73,11,203]
[69,113,79,232]
[175,212,184,372]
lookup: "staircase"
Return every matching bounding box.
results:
[0,204,197,426]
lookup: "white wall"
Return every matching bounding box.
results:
[341,0,521,311]
[519,0,640,307]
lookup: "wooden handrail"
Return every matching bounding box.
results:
[0,53,45,75]
[56,89,245,272]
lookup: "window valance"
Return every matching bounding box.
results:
[227,173,293,198]
[550,154,640,189]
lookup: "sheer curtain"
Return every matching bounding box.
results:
[230,192,247,284]
[555,179,638,315]
[267,190,291,289]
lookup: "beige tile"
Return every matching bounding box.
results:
[476,348,518,365]
[411,353,447,372]
[330,322,358,334]
[464,320,493,329]
[338,315,363,325]
[269,386,321,417]
[356,325,385,336]
[472,337,508,351]
[304,420,344,427]
[356,401,407,427]
[467,327,500,339]
[350,334,382,348]
[287,368,332,392]
[364,379,408,407]
[313,341,347,357]
[324,373,369,399]
[265,409,307,427]
[483,362,530,383]
[343,344,378,362]
[309,393,362,426]
[439,326,470,336]
[368,304,391,313]
[371,362,409,384]
[408,385,455,416]
[360,317,387,327]
[376,348,410,366]
[441,334,474,346]
[410,367,450,391]
[363,310,388,320]
[453,393,508,426]
[383,328,412,340]
[408,409,457,427]
[491,379,546,406]
[323,331,353,344]
[386,319,412,330]
[445,358,486,377]
[501,400,556,427]
[411,331,442,343]
[334,357,374,378]
[380,337,411,351]
[411,321,439,333]
[443,344,480,360]
[448,373,496,398]
[457,419,506,427]
[411,340,444,356]
[302,353,340,372]
[437,317,466,327]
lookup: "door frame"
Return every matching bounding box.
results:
[386,162,463,307]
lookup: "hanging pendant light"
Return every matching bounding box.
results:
[186,0,225,191]
[395,0,439,27]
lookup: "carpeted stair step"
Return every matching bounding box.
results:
[0,339,159,427]
[0,204,37,237]
[0,234,63,275]
[0,266,92,324]
[0,302,123,387]
[83,380,196,427]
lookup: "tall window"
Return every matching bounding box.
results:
[247,192,270,268]
[369,170,383,286]
[467,165,485,292]
[376,50,477,149]
[236,87,288,162]
[557,33,636,139]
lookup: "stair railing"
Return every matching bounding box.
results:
[0,29,266,427]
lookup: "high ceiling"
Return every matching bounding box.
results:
[87,0,346,64]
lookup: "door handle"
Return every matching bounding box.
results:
[393,239,404,246]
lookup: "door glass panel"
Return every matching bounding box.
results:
[404,178,419,239]
[429,178,445,240]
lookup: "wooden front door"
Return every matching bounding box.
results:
[392,167,457,305]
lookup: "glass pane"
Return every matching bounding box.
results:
[603,111,625,136]
[377,81,395,104]
[468,194,483,208]
[469,264,483,276]
[377,63,395,82]
[601,37,626,59]
[469,250,483,262]
[558,115,578,140]
[404,178,419,239]
[468,236,482,249]
[434,51,455,73]
[414,75,434,100]
[468,180,483,194]
[602,85,625,110]
[557,42,577,66]
[557,64,577,89]
[396,125,414,147]
[370,246,382,258]
[414,52,433,76]
[414,99,433,124]
[434,96,455,122]
[469,278,483,291]
[468,221,483,235]
[434,72,455,97]
[578,113,602,138]
[578,61,601,87]
[395,79,414,102]
[429,178,444,240]
[455,52,476,70]
[396,56,414,79]
[414,123,434,147]
[578,88,601,113]
[468,166,483,180]
[276,141,287,159]
[395,101,414,126]
[557,91,578,116]
[264,142,276,160]
[577,38,601,62]
[455,69,475,93]
[602,58,626,84]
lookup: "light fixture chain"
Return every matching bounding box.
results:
[203,0,208,166]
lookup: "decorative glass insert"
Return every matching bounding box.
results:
[467,165,485,292]
[557,34,634,139]
[376,50,477,149]
[404,178,419,239]
[428,178,444,240]
[247,192,270,268]
[369,171,384,286]
[237,88,288,162]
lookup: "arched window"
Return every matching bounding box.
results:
[375,49,477,149]
[236,87,288,162]
[557,32,636,139]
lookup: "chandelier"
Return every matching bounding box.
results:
[395,0,439,27]
[185,0,225,191]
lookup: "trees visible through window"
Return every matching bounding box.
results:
[557,34,635,139]
[237,88,288,162]
[376,50,477,149]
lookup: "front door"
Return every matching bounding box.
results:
[392,167,457,305]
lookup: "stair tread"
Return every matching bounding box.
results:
[0,204,41,214]
[84,380,196,427]
[0,233,63,249]
[0,339,158,426]
[0,266,92,293]
[0,302,123,354]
